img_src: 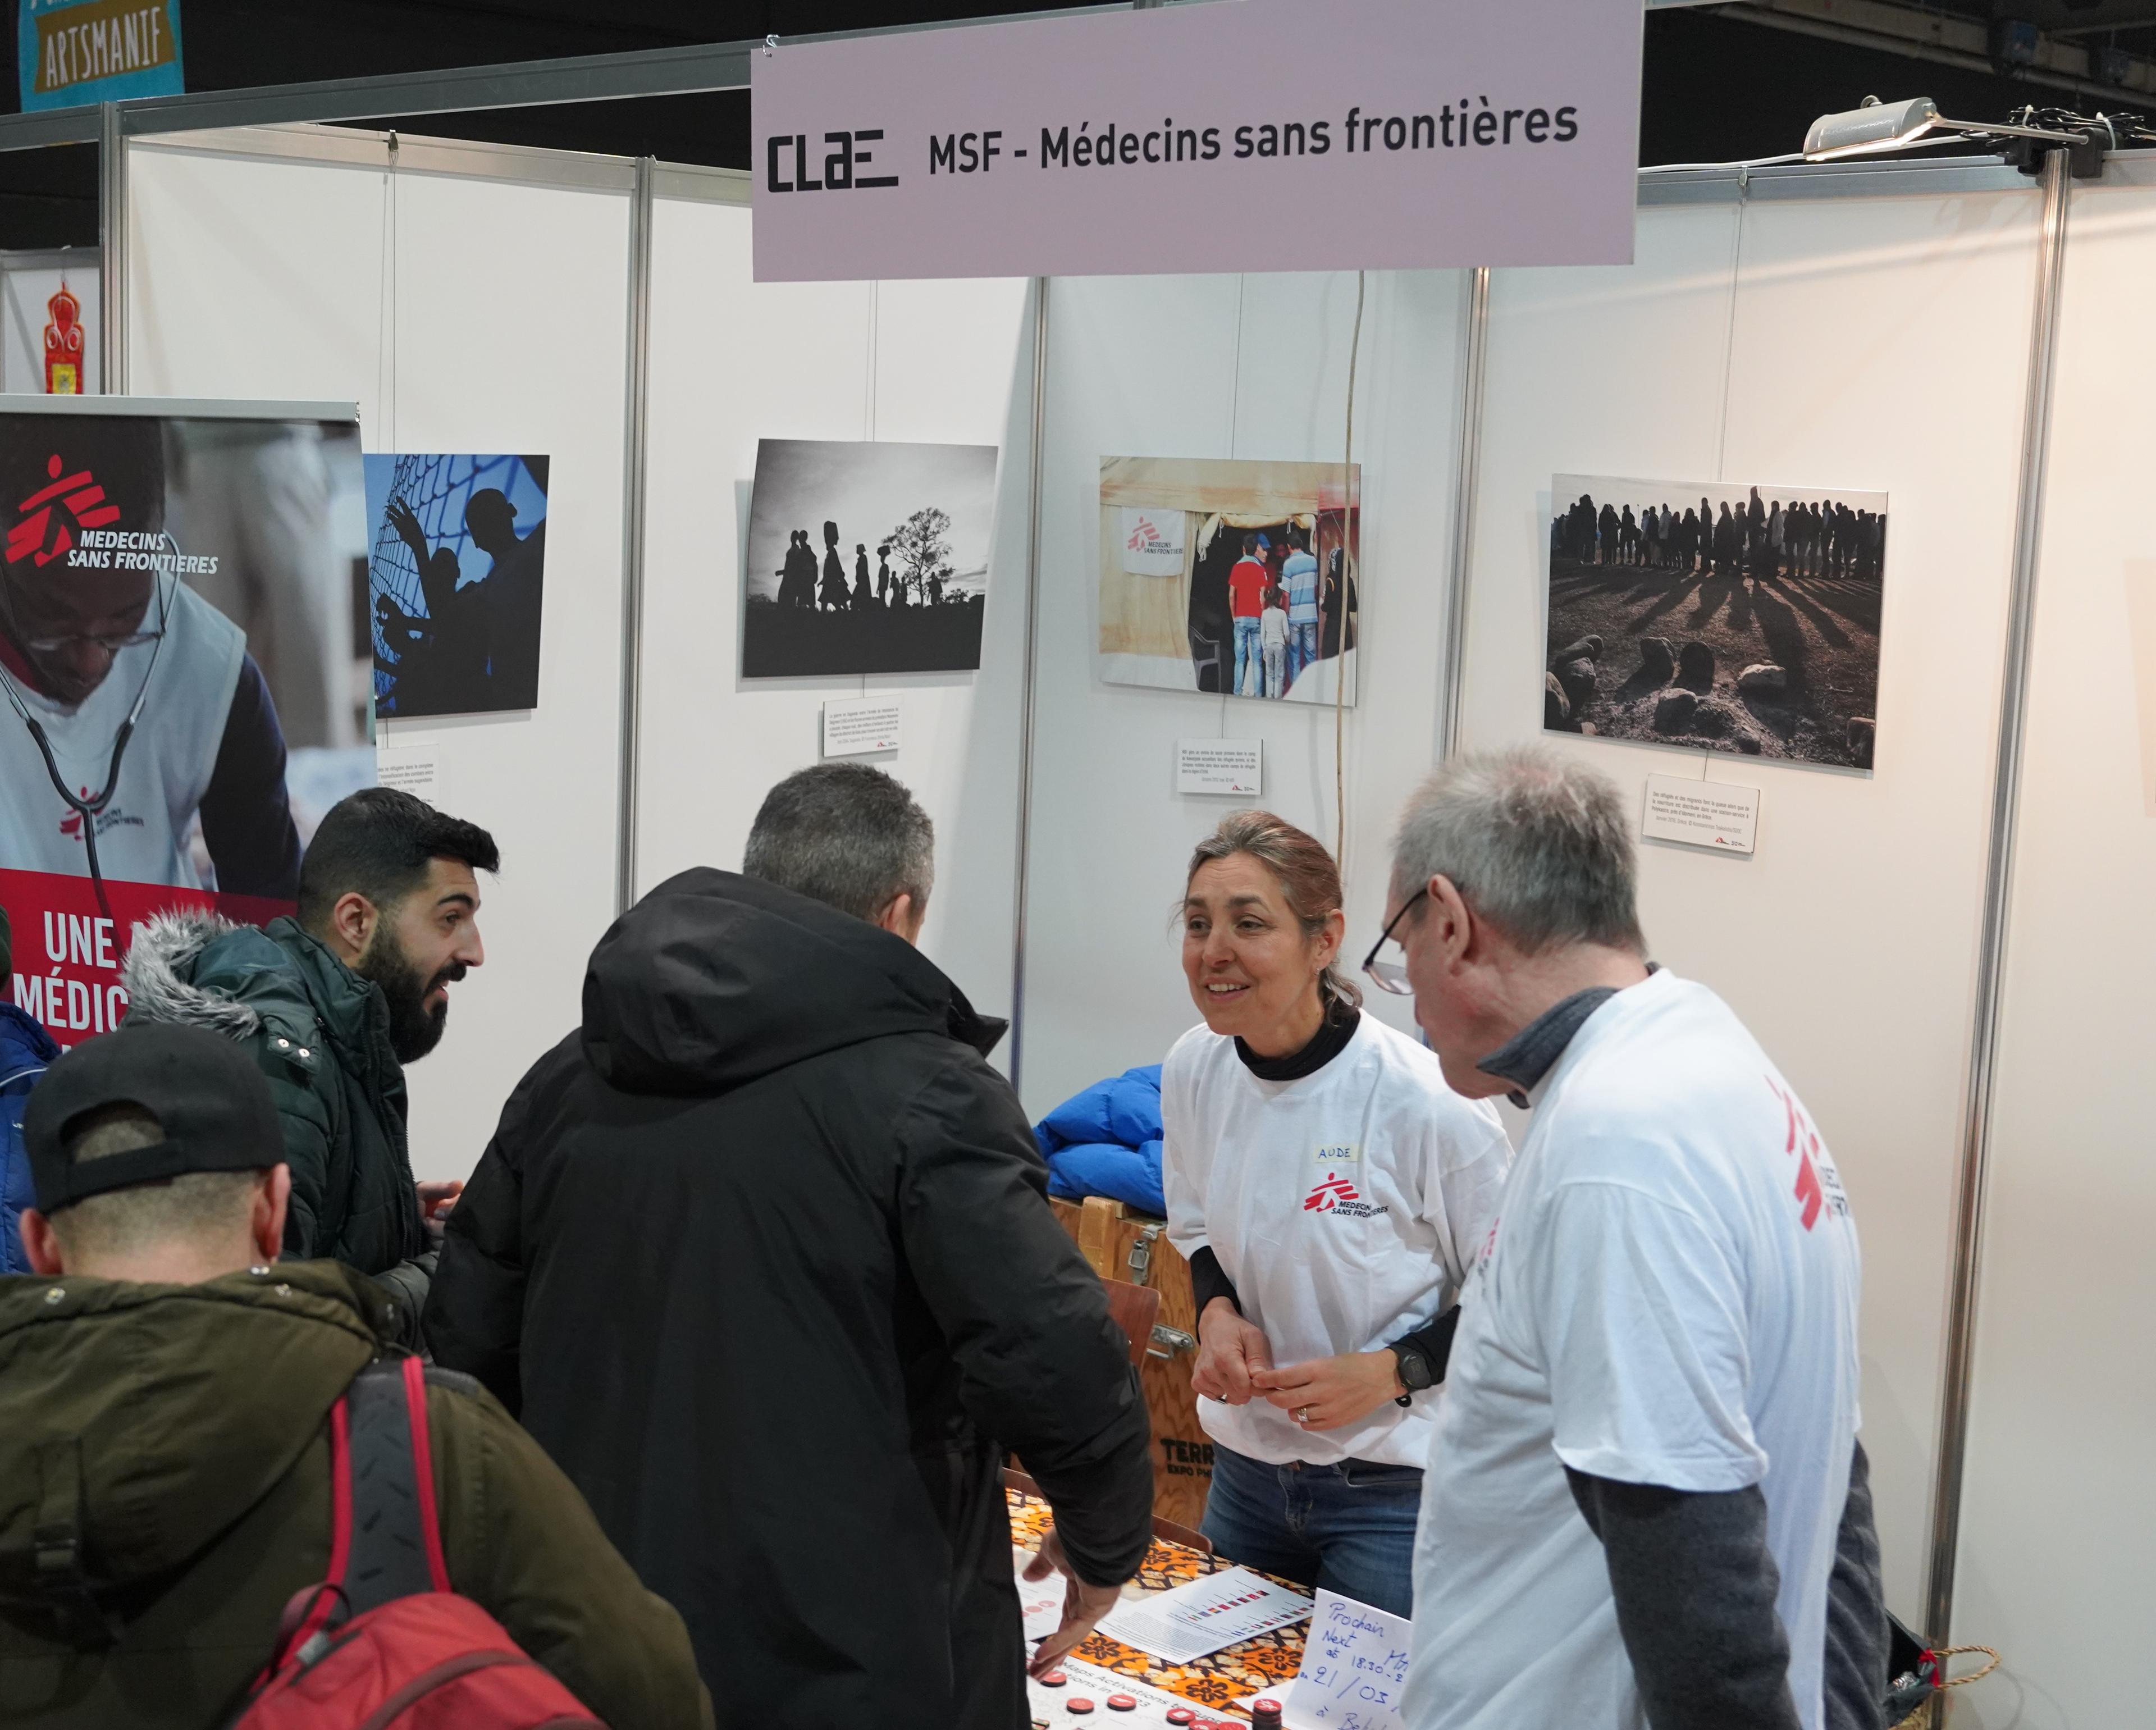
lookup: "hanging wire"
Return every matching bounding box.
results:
[1335,270,1366,871]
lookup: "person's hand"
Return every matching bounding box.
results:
[1252,1351,1404,1432]
[415,1180,463,1248]
[1190,1297,1274,1405]
[387,497,427,556]
[1022,1527,1123,1679]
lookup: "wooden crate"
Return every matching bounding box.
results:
[1050,1195,1213,1530]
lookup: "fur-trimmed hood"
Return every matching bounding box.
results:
[120,910,264,1038]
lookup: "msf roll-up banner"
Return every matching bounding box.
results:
[750,0,1643,282]
[0,399,373,1047]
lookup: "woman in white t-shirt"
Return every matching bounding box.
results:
[1163,811,1510,1616]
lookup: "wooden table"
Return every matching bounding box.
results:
[1008,1486,1306,1715]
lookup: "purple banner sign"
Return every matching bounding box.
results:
[750,0,1642,283]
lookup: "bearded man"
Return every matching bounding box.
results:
[121,787,496,1345]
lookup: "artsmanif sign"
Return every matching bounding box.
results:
[18,0,184,113]
[750,0,1642,282]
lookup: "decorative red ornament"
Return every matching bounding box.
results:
[44,282,84,395]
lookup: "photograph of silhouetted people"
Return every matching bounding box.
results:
[368,453,549,719]
[1543,473,1886,768]
[742,439,997,678]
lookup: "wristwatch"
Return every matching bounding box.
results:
[1390,1343,1436,1407]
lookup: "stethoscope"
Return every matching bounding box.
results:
[0,571,172,923]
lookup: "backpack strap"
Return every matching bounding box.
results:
[341,1355,452,1613]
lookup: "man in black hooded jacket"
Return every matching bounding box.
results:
[424,764,1154,1729]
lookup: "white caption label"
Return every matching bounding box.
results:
[1642,773,1760,855]
[375,746,444,807]
[1176,738,1263,796]
[823,696,902,757]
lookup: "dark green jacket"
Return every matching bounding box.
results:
[121,912,432,1338]
[0,1260,713,1730]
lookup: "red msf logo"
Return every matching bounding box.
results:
[1126,514,1162,553]
[7,452,121,568]
[1767,1076,1826,1231]
[1303,1174,1362,1213]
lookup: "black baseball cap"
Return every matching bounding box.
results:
[24,1023,284,1212]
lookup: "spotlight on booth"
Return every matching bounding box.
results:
[1803,94,2113,178]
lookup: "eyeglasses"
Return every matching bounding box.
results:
[1,575,167,658]
[12,626,163,655]
[1362,885,1428,996]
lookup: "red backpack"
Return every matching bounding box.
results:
[230,1355,604,1729]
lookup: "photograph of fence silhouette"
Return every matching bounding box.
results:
[1544,474,1888,769]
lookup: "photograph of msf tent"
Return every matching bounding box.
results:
[1098,457,1360,706]
[1544,474,1888,768]
[742,437,998,678]
[367,452,550,718]
[0,401,373,1043]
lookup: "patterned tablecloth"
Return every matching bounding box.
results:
[1008,1487,1306,1714]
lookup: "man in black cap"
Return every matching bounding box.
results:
[0,1021,711,1730]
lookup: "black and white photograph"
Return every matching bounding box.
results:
[742,437,997,678]
[1545,473,1888,768]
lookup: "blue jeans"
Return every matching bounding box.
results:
[1232,617,1263,696]
[1287,619,1320,684]
[1202,1443,1422,1617]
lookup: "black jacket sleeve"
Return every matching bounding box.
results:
[894,1056,1154,1589]
[424,1131,529,1416]
[1823,1442,1888,1730]
[1565,1468,1803,1730]
[200,655,303,901]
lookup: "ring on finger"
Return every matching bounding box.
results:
[1296,1405,1313,1423]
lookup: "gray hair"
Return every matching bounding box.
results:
[44,1103,260,1262]
[743,763,935,924]
[1391,746,1645,955]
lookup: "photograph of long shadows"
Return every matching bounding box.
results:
[1545,474,1887,768]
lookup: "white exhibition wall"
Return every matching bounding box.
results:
[113,117,2156,1720]
[633,172,1033,1046]
[1456,177,2044,1623]
[126,126,633,1177]
[1953,157,2156,1730]
[1017,268,1470,1114]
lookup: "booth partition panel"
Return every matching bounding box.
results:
[1016,267,1472,1120]
[124,126,635,1179]
[1459,181,2045,1623]
[632,177,1034,1049]
[1953,159,2156,1730]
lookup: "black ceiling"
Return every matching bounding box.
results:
[2,2,2151,249]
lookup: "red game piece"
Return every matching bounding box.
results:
[1164,1713,1195,1727]
[1066,1698,1095,1715]
[1106,1696,1137,1712]
[1039,1670,1068,1687]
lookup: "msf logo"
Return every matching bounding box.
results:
[766,129,899,194]
[8,453,121,568]
[1303,1174,1362,1213]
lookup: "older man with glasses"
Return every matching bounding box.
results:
[1364,746,1881,1730]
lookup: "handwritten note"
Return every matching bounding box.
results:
[1285,1590,1412,1730]
[1097,1565,1312,1663]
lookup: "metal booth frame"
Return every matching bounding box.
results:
[0,20,2113,1653]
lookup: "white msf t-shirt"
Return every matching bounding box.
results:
[1405,970,1862,1730]
[1163,1012,1511,1470]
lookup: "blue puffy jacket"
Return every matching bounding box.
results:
[1034,1064,1164,1218]
[1,1000,61,1275]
